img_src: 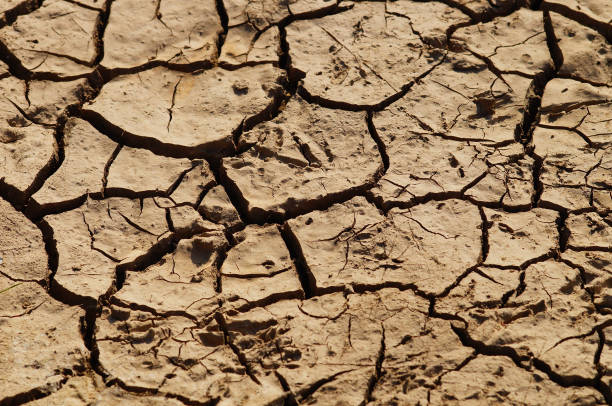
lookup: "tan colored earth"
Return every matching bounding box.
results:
[0,0,611,404]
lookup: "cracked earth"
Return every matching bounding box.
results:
[0,0,611,404]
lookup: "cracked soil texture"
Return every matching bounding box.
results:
[0,0,611,405]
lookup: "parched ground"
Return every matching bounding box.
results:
[0,0,611,404]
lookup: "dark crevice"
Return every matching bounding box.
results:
[445,0,527,43]
[101,144,123,190]
[297,369,356,403]
[80,303,109,381]
[110,297,199,322]
[274,371,299,406]
[279,223,316,299]
[25,189,169,222]
[363,324,385,403]
[543,9,564,71]
[207,157,249,224]
[108,379,221,406]
[478,206,490,262]
[555,208,570,252]
[529,0,544,10]
[366,111,389,173]
[215,0,229,57]
[78,109,235,159]
[530,152,544,207]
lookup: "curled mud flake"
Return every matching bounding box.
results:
[0,198,47,281]
[95,308,285,404]
[455,8,551,76]
[484,208,558,267]
[84,65,285,156]
[33,118,117,208]
[286,196,481,296]
[431,356,605,405]
[170,160,216,206]
[46,197,169,302]
[106,146,192,193]
[567,211,611,251]
[102,0,222,69]
[534,80,612,211]
[0,277,87,402]
[221,224,304,306]
[546,6,612,85]
[0,77,55,193]
[222,94,380,223]
[0,0,99,76]
[115,230,226,318]
[562,250,612,312]
[287,2,445,105]
[199,185,243,228]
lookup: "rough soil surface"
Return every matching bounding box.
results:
[0,0,611,405]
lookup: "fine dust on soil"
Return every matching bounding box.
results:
[0,0,611,405]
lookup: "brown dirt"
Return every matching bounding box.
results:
[0,0,611,405]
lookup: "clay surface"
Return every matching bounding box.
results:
[0,0,611,404]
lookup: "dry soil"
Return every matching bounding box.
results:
[0,0,611,405]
